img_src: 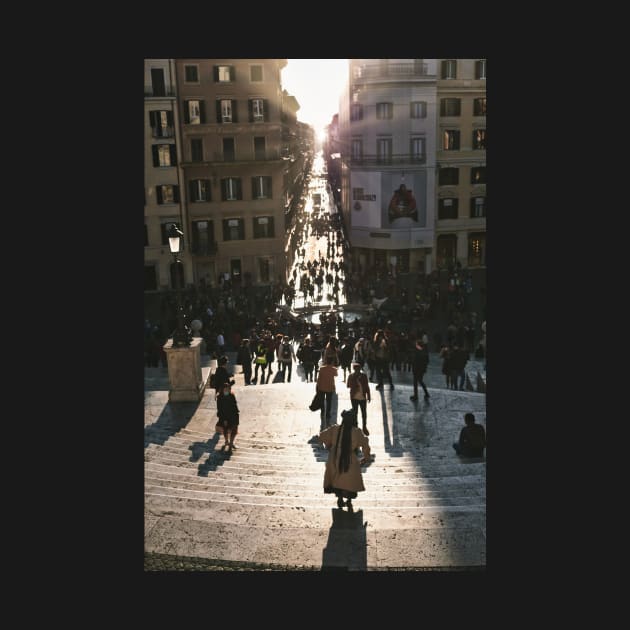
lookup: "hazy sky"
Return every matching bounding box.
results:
[281,59,348,137]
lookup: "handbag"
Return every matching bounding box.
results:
[309,390,324,412]
[215,421,224,436]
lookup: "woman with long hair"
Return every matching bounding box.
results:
[318,409,371,512]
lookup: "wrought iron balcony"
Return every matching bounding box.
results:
[352,62,432,83]
[144,86,176,97]
[210,150,281,162]
[345,153,426,167]
[191,241,218,257]
[151,127,174,138]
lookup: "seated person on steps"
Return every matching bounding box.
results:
[453,412,486,458]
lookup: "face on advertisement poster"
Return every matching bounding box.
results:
[388,183,418,222]
[381,172,426,228]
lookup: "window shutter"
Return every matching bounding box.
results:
[475,60,481,78]
[222,220,229,241]
[166,111,174,127]
[236,178,242,200]
[248,99,253,122]
[152,145,159,167]
[216,100,222,123]
[149,111,157,127]
[239,219,244,239]
[189,180,196,201]
[199,100,206,124]
[251,177,257,199]
[230,65,236,81]
[268,216,274,237]
[231,100,238,123]
[263,99,269,121]
[157,186,163,204]
[213,66,219,82]
[173,186,180,203]
[183,102,190,124]
[192,222,199,252]
[266,177,272,198]
[221,179,227,201]
[169,144,177,166]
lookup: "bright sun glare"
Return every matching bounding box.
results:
[282,59,348,133]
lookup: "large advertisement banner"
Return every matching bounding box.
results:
[350,171,426,230]
[381,171,426,229]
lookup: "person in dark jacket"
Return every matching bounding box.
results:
[212,355,233,396]
[296,337,317,382]
[453,412,486,457]
[409,338,430,401]
[346,362,371,435]
[449,342,469,391]
[217,381,240,450]
[236,339,253,386]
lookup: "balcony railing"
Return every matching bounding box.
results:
[144,86,176,97]
[353,62,431,82]
[346,153,426,167]
[151,127,174,138]
[191,241,218,257]
[210,150,281,162]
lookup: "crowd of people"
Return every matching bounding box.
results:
[145,151,486,510]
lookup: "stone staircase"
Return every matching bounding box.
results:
[145,370,486,570]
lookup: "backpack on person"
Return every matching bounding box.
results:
[282,343,291,360]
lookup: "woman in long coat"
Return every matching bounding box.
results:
[318,409,371,512]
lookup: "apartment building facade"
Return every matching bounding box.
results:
[435,58,486,270]
[173,58,303,290]
[144,59,190,292]
[144,59,311,299]
[338,59,438,276]
[336,58,486,278]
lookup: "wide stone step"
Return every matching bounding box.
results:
[144,501,486,569]
[145,460,484,486]
[145,351,486,569]
[144,485,484,509]
[144,444,485,472]
[145,469,485,496]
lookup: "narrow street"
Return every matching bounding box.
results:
[283,151,349,320]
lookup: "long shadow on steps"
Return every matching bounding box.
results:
[144,401,199,448]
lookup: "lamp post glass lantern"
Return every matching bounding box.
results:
[168,223,191,347]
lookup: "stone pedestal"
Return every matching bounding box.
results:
[163,337,205,402]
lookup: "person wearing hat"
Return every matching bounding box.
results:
[346,362,371,435]
[318,409,371,512]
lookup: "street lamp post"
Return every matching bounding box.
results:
[168,223,191,348]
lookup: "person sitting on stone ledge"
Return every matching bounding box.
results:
[453,412,486,458]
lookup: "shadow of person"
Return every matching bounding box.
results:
[189,435,221,462]
[321,509,368,571]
